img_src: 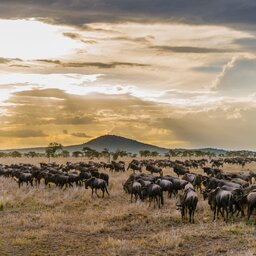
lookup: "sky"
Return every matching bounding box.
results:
[0,1,256,150]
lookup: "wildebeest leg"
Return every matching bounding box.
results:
[161,193,164,206]
[91,188,94,197]
[191,207,195,223]
[95,188,100,198]
[189,207,192,223]
[213,206,217,221]
[104,184,110,196]
[247,205,253,220]
[149,197,152,208]
[30,180,33,187]
[225,207,228,222]
[131,193,133,203]
[101,188,105,198]
[216,207,222,219]
[181,206,185,221]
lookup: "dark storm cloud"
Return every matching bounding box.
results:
[0,1,256,29]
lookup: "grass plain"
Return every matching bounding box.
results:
[0,157,255,256]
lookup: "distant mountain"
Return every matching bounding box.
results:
[0,135,169,154]
[66,135,169,154]
[0,134,252,156]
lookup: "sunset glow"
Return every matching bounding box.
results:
[0,1,256,149]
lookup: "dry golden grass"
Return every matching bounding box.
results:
[0,157,255,256]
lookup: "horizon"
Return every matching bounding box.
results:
[0,2,256,150]
[0,134,255,152]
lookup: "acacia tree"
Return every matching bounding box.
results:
[150,151,159,157]
[24,151,38,158]
[62,150,70,157]
[139,150,151,158]
[10,151,22,158]
[45,142,63,161]
[112,150,128,161]
[72,151,83,157]
[82,147,100,159]
[101,148,111,163]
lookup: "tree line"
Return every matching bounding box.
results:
[0,142,255,160]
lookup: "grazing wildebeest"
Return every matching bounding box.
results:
[208,187,234,222]
[84,177,109,198]
[127,162,142,173]
[173,164,189,177]
[156,178,173,198]
[13,172,33,188]
[142,183,164,208]
[123,180,142,203]
[176,187,198,223]
[146,165,163,176]
[162,176,188,196]
[247,190,256,221]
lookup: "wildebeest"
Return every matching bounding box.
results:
[123,179,142,202]
[176,187,198,223]
[208,187,234,222]
[127,162,142,173]
[16,172,33,188]
[155,178,173,198]
[142,183,164,208]
[247,190,256,221]
[84,177,109,198]
[146,165,163,176]
[173,164,189,177]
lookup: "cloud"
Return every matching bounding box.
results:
[0,57,21,64]
[36,59,150,68]
[192,60,227,73]
[0,57,11,64]
[234,37,256,52]
[71,132,91,138]
[53,116,94,125]
[156,104,256,150]
[151,46,236,54]
[0,88,174,147]
[213,57,256,96]
[63,129,68,134]
[0,129,48,138]
[0,0,256,30]
[63,32,98,44]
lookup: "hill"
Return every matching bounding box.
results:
[66,135,169,154]
[0,135,169,155]
[1,134,252,156]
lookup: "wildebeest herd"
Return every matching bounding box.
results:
[1,157,256,223]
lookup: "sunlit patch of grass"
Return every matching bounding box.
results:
[100,237,140,256]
